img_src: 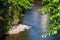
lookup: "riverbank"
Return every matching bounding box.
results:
[6,24,31,35]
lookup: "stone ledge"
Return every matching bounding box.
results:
[6,24,31,35]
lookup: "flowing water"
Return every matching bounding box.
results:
[22,7,52,40]
[2,6,60,40]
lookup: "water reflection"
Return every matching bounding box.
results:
[2,31,29,40]
[17,31,29,40]
[23,6,60,40]
[2,6,60,40]
[23,6,52,40]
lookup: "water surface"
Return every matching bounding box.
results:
[2,6,60,40]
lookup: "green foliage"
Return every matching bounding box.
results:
[39,0,60,38]
[8,0,34,9]
[42,34,47,38]
[0,0,34,30]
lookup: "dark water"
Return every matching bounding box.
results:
[2,7,60,40]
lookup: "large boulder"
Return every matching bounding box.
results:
[6,24,31,35]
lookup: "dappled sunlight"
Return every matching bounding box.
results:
[6,24,31,35]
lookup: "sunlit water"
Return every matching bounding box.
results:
[2,7,60,40]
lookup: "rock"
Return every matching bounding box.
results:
[6,24,31,35]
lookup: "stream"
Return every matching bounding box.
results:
[1,6,60,40]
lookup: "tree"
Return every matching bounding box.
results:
[38,0,60,38]
[0,0,34,30]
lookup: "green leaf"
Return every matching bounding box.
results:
[52,0,59,3]
[53,30,57,34]
[42,34,47,38]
